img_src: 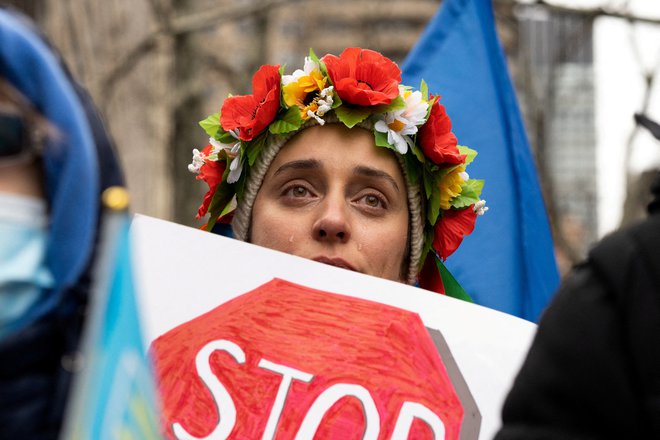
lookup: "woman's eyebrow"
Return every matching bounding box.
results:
[354,165,400,193]
[273,159,321,176]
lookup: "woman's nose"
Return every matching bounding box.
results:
[312,196,351,243]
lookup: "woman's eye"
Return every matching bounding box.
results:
[359,194,386,209]
[365,195,380,207]
[291,186,308,197]
[283,185,312,199]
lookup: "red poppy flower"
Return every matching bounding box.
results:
[220,64,281,141]
[196,144,226,219]
[418,98,465,165]
[322,48,401,106]
[433,206,478,261]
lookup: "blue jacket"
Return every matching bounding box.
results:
[0,7,124,438]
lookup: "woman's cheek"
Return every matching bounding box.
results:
[255,213,301,254]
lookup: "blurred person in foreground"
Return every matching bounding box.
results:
[0,6,123,438]
[495,122,660,438]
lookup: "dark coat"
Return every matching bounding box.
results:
[495,173,660,439]
[0,7,123,439]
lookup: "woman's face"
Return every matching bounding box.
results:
[251,124,409,282]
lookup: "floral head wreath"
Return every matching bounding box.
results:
[189,48,487,297]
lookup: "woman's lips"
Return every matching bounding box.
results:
[312,256,357,272]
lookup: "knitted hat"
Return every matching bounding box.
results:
[189,48,486,294]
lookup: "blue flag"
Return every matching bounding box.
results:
[62,206,162,439]
[402,0,559,322]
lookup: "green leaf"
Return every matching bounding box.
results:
[403,153,420,184]
[208,149,230,173]
[235,168,248,200]
[425,94,439,121]
[374,130,395,150]
[436,257,474,303]
[458,145,478,166]
[437,163,463,180]
[309,48,320,67]
[334,104,371,128]
[199,113,221,138]
[220,195,236,217]
[372,95,405,114]
[468,178,484,196]
[410,143,425,164]
[246,135,266,166]
[269,107,303,134]
[427,184,441,225]
[278,65,287,107]
[422,168,434,200]
[311,48,330,78]
[331,93,342,109]
[420,79,429,101]
[205,215,219,233]
[451,179,484,209]
[390,94,406,111]
[217,147,230,160]
[419,229,434,271]
[205,181,234,231]
[217,130,236,144]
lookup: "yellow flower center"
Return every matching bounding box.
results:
[439,167,466,210]
[388,119,405,132]
[282,69,328,113]
[299,101,319,118]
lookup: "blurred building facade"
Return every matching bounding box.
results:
[512,4,597,272]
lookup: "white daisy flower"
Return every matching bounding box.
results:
[374,89,429,154]
[209,130,241,159]
[221,130,243,183]
[282,56,319,85]
[227,154,243,184]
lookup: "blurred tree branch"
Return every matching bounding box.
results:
[169,0,300,34]
[100,0,302,108]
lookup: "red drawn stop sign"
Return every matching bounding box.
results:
[151,279,475,439]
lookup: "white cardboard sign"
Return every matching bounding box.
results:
[131,214,535,439]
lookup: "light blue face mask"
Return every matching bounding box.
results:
[0,192,54,339]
